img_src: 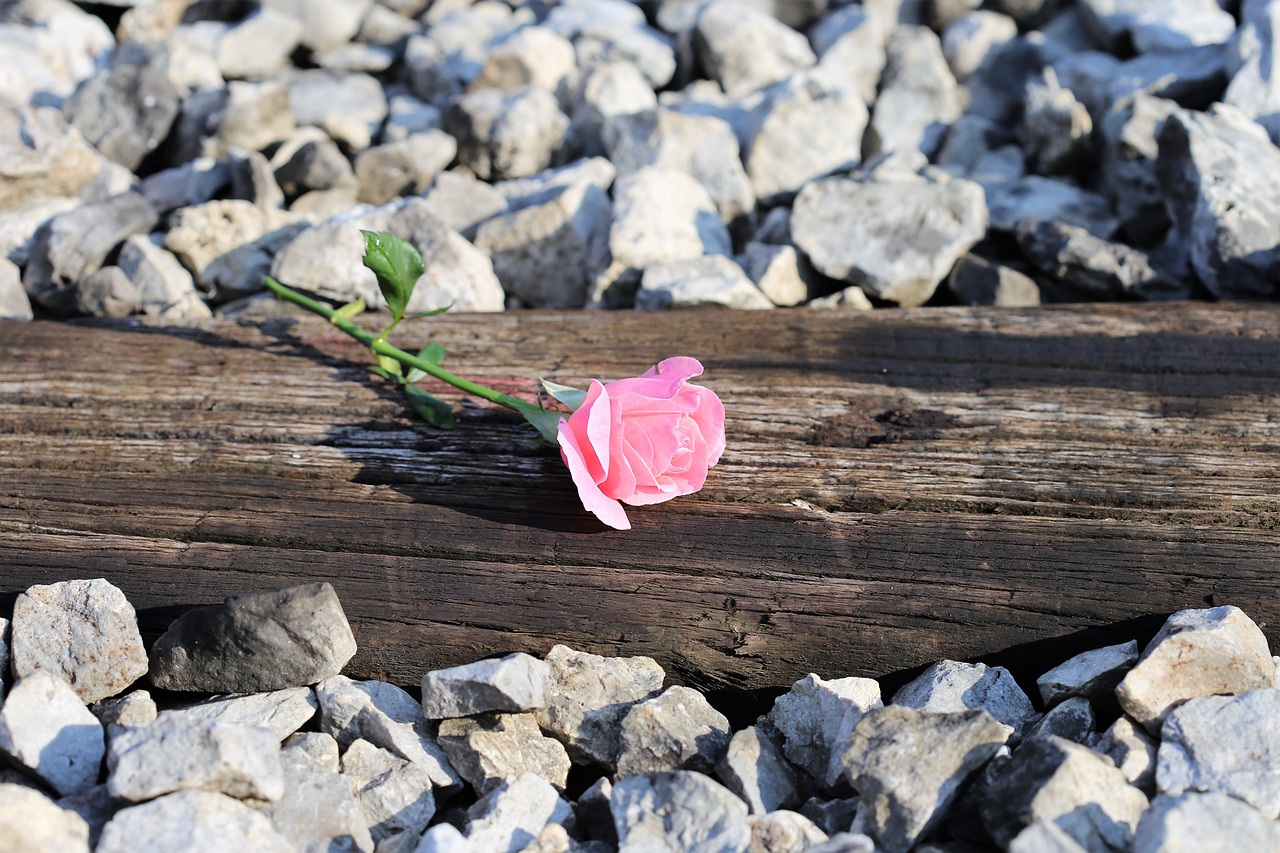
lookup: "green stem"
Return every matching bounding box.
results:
[264,277,541,415]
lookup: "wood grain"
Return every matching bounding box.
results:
[3,303,1279,698]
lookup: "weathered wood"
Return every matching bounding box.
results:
[3,304,1280,697]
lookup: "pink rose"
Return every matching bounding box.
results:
[557,357,726,530]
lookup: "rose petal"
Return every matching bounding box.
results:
[582,379,613,483]
[558,419,631,530]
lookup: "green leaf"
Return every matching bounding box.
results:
[376,353,403,377]
[404,384,456,429]
[406,342,445,383]
[522,408,566,444]
[541,378,588,412]
[361,230,423,323]
[332,299,366,324]
[409,303,453,319]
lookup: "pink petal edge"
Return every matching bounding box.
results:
[558,419,631,530]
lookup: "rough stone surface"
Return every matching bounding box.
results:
[570,62,658,158]
[495,157,619,211]
[980,735,1150,852]
[612,771,751,852]
[1016,220,1182,301]
[445,87,568,181]
[605,108,755,223]
[1039,641,1140,707]
[9,578,148,705]
[693,0,815,98]
[946,255,1041,307]
[464,771,574,853]
[148,582,358,694]
[0,670,104,797]
[1133,791,1280,853]
[766,673,883,789]
[893,660,1040,741]
[283,731,340,774]
[438,712,571,794]
[96,790,294,853]
[160,687,318,741]
[942,10,1019,83]
[1157,689,1280,817]
[591,166,731,308]
[1078,0,1234,53]
[742,242,817,307]
[748,809,830,852]
[266,748,375,853]
[471,26,576,95]
[287,69,387,152]
[615,685,733,777]
[715,725,799,815]
[353,131,457,205]
[0,256,33,320]
[316,676,460,790]
[1157,105,1280,299]
[422,652,551,719]
[340,738,437,844]
[214,8,302,80]
[92,690,158,731]
[475,181,612,309]
[270,196,505,312]
[1095,715,1157,792]
[117,234,213,321]
[1099,93,1179,243]
[1021,70,1093,175]
[983,175,1119,237]
[107,716,284,803]
[0,783,91,853]
[792,172,988,307]
[73,266,138,318]
[1027,697,1095,744]
[637,255,774,311]
[533,644,665,769]
[1116,605,1277,731]
[866,26,963,159]
[839,707,1012,853]
[62,46,181,171]
[420,171,508,239]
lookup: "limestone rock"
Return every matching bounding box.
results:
[340,739,437,844]
[420,171,507,239]
[1095,715,1157,792]
[1021,70,1093,176]
[0,670,104,797]
[612,771,751,852]
[1027,697,1095,744]
[283,732,340,773]
[265,748,374,853]
[591,166,731,308]
[893,660,1039,741]
[748,809,829,853]
[983,176,1119,238]
[287,69,387,153]
[1157,689,1280,817]
[616,685,733,777]
[741,242,817,307]
[1133,791,1280,853]
[0,257,34,321]
[791,171,988,307]
[422,653,550,719]
[813,8,886,106]
[353,131,457,205]
[315,676,460,790]
[693,1,815,97]
[0,783,91,853]
[161,687,318,741]
[766,673,882,789]
[474,181,612,309]
[946,255,1041,307]
[1015,220,1183,301]
[637,255,775,310]
[107,716,284,803]
[942,10,1019,82]
[839,707,1012,853]
[495,157,618,211]
[437,712,571,794]
[445,87,569,181]
[464,771,574,853]
[1225,0,1280,145]
[270,197,505,312]
[471,26,576,96]
[74,267,139,318]
[96,790,294,853]
[147,582,358,694]
[1077,0,1234,54]
[1038,641,1140,707]
[533,644,665,769]
[715,726,799,815]
[214,8,301,80]
[9,578,148,704]
[980,735,1149,852]
[117,234,213,321]
[571,62,659,158]
[1099,93,1179,243]
[62,45,181,171]
[1117,605,1276,731]
[866,26,963,159]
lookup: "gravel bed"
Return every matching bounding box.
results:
[1,578,1277,852]
[5,0,1280,323]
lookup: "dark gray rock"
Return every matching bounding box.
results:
[421,652,550,719]
[74,267,138,318]
[866,26,963,159]
[137,157,229,215]
[1038,640,1140,707]
[1020,70,1093,176]
[892,660,1040,741]
[791,170,988,307]
[62,44,182,171]
[1157,689,1280,817]
[227,148,286,209]
[839,707,1012,853]
[1158,105,1280,299]
[800,796,860,836]
[946,255,1041,307]
[23,192,159,315]
[9,578,149,704]
[1027,697,1095,744]
[980,736,1149,852]
[437,712,571,794]
[271,128,358,202]
[612,771,750,852]
[0,670,104,797]
[1099,93,1179,244]
[1116,605,1276,732]
[147,582,358,693]
[1015,220,1185,301]
[445,87,569,181]
[533,644,665,770]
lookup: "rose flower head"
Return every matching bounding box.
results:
[556,357,726,530]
